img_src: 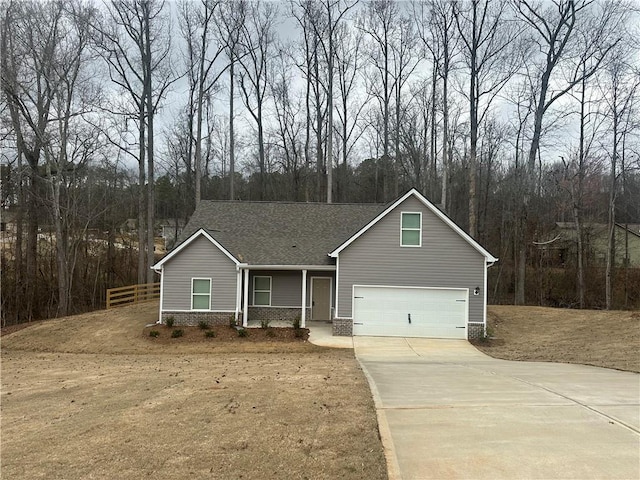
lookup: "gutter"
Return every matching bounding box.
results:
[236,264,336,271]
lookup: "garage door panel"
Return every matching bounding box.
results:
[353,286,467,339]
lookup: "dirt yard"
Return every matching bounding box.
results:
[476,305,640,373]
[1,303,388,480]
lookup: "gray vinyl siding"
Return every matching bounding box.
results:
[337,196,485,323]
[249,270,335,307]
[162,235,237,311]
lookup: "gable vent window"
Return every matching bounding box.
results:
[192,278,211,310]
[401,212,422,247]
[253,276,272,306]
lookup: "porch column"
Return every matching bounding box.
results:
[301,269,307,328]
[243,268,249,327]
[235,269,242,324]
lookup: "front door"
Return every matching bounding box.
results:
[311,277,331,320]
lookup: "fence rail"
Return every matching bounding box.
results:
[106,282,160,309]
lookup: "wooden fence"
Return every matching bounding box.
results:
[106,282,160,309]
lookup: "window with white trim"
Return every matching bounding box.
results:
[401,212,422,247]
[191,278,211,310]
[253,276,272,306]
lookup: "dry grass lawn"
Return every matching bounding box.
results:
[1,303,388,480]
[476,305,640,373]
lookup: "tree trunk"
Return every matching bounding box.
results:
[605,93,618,310]
[145,5,156,284]
[137,101,146,286]
[229,57,235,200]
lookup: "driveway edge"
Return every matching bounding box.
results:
[357,357,402,480]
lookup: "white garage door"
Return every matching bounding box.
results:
[352,286,468,339]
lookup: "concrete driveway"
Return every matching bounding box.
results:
[355,337,640,480]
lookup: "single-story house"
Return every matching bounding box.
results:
[151,189,498,339]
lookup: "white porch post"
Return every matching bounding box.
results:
[243,268,249,327]
[235,269,242,324]
[301,269,307,328]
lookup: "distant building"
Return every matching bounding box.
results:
[541,222,640,267]
[159,219,185,250]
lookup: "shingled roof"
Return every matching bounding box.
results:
[177,200,387,265]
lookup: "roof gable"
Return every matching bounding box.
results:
[329,189,498,262]
[152,228,239,269]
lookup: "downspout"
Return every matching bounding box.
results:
[484,260,497,336]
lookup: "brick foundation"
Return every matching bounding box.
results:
[332,318,353,336]
[247,307,303,324]
[162,311,236,327]
[467,323,485,340]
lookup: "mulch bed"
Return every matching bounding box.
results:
[144,324,310,344]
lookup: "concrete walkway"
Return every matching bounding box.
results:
[306,321,353,348]
[352,337,640,480]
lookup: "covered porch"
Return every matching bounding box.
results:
[234,264,336,328]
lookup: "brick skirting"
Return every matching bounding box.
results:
[332,318,353,336]
[467,323,485,340]
[332,319,483,339]
[247,307,306,325]
[162,311,236,327]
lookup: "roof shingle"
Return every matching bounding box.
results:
[178,201,387,265]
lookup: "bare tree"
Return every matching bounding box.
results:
[334,22,368,202]
[598,50,639,309]
[359,0,398,200]
[179,0,229,205]
[270,49,305,199]
[1,0,64,320]
[512,0,626,304]
[93,0,173,284]
[453,0,520,238]
[414,0,457,212]
[390,13,420,198]
[236,0,278,200]
[218,0,246,200]
[43,1,101,317]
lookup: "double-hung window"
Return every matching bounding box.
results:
[192,278,211,310]
[253,276,272,306]
[401,212,422,247]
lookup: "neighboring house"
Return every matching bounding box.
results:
[152,189,498,339]
[159,219,185,250]
[547,222,640,267]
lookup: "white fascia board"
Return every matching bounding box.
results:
[329,188,499,263]
[151,228,240,269]
[243,264,336,271]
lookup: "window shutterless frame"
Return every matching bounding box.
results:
[253,276,272,306]
[401,212,422,247]
[191,278,211,310]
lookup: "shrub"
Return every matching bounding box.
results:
[294,328,305,339]
[149,330,160,338]
[205,330,216,338]
[171,329,183,338]
[165,316,175,328]
[229,315,237,329]
[198,320,210,330]
[292,315,301,330]
[260,319,270,329]
[237,328,249,338]
[266,329,276,338]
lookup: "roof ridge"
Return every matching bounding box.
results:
[198,199,386,206]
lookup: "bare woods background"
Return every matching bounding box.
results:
[1,0,639,325]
